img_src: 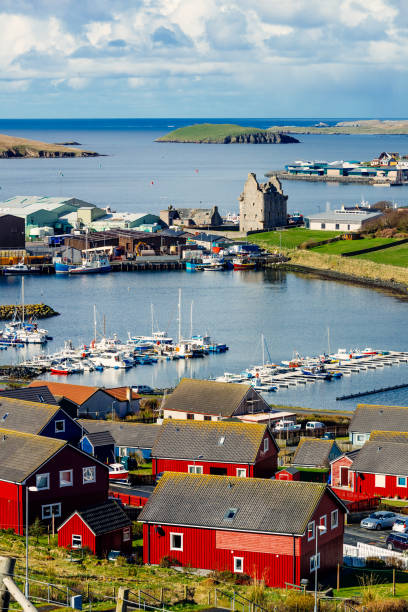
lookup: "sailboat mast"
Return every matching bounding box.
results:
[178,288,182,344]
[327,327,331,355]
[151,303,154,336]
[93,304,97,343]
[261,333,265,366]
[190,301,193,339]
[21,277,25,324]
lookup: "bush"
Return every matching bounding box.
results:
[362,599,408,612]
[159,555,179,568]
[283,591,315,611]
[132,521,143,539]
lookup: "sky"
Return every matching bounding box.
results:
[0,0,407,118]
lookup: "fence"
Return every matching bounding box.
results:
[343,542,408,568]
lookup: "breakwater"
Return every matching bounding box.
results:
[0,303,59,319]
[337,383,408,401]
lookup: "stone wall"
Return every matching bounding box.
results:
[239,173,288,234]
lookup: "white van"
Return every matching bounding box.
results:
[305,421,325,430]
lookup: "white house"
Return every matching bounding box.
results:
[306,208,383,232]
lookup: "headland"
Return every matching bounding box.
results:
[268,119,408,135]
[156,123,299,143]
[0,134,99,158]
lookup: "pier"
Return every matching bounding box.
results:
[336,382,408,401]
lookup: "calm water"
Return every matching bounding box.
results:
[0,118,407,216]
[1,269,408,412]
[0,118,407,411]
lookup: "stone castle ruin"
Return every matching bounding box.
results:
[239,173,288,234]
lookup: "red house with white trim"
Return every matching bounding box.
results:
[58,500,132,556]
[151,420,278,478]
[139,473,347,588]
[0,428,108,534]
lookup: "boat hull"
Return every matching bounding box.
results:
[233,263,256,270]
[69,264,111,275]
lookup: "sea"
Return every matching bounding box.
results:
[0,117,408,412]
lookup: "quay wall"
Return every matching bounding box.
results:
[265,171,395,184]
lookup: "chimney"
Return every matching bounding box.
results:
[126,387,132,403]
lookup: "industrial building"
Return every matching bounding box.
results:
[64,229,187,256]
[0,213,25,249]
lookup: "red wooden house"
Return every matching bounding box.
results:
[151,420,278,478]
[139,473,347,588]
[349,431,408,500]
[0,428,109,534]
[58,500,132,556]
[276,467,300,481]
[330,450,360,491]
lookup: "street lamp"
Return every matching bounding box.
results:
[25,485,38,597]
[313,524,326,612]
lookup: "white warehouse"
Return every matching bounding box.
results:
[305,208,383,232]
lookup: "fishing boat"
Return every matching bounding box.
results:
[108,463,129,482]
[233,256,256,270]
[50,361,75,375]
[69,255,111,274]
[203,263,224,271]
[3,259,41,275]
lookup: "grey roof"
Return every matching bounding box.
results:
[0,386,57,405]
[151,420,273,463]
[306,211,382,223]
[83,431,115,447]
[78,420,160,449]
[352,441,408,477]
[280,467,299,474]
[0,429,65,482]
[292,439,341,468]
[350,404,408,434]
[139,473,343,535]
[162,378,267,417]
[370,431,408,444]
[0,397,61,434]
[68,500,131,535]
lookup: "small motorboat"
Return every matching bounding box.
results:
[108,463,129,481]
[3,260,41,275]
[233,257,256,270]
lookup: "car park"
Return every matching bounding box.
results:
[392,517,408,533]
[360,511,399,530]
[274,420,301,432]
[386,532,408,552]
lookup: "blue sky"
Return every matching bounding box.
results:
[0,0,406,118]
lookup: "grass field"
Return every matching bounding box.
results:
[156,123,295,143]
[356,243,408,268]
[311,237,397,255]
[246,228,341,250]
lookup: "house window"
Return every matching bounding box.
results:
[375,474,386,488]
[320,515,327,534]
[187,414,194,420]
[60,469,73,487]
[310,553,320,572]
[234,557,244,573]
[72,535,82,549]
[41,503,61,520]
[188,465,203,474]
[224,508,238,521]
[321,223,326,229]
[263,437,269,452]
[335,224,340,230]
[55,420,65,433]
[170,533,183,551]
[397,476,407,487]
[236,468,247,478]
[331,509,339,530]
[356,434,366,442]
[38,395,45,403]
[36,473,50,490]
[123,527,131,542]
[204,416,211,421]
[307,521,315,541]
[83,466,96,484]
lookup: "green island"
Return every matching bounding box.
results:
[0,133,99,158]
[156,123,299,143]
[268,119,408,135]
[247,227,408,291]
[0,303,59,319]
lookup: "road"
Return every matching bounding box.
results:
[345,524,390,549]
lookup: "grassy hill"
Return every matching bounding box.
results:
[157,123,299,143]
[268,119,408,135]
[0,133,99,157]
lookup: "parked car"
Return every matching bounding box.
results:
[386,532,408,551]
[306,421,325,431]
[392,517,408,533]
[133,385,154,394]
[360,511,399,530]
[322,432,335,440]
[274,420,301,432]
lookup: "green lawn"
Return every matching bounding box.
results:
[355,243,408,268]
[311,237,397,255]
[246,228,341,250]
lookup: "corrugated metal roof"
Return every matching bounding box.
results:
[306,211,382,223]
[139,472,330,535]
[151,419,271,463]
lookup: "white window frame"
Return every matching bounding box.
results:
[41,503,61,520]
[319,515,327,534]
[170,532,183,551]
[83,466,96,484]
[310,553,320,573]
[375,473,386,488]
[54,419,65,433]
[234,557,244,573]
[71,534,82,549]
[263,437,269,453]
[36,473,50,491]
[123,527,131,542]
[331,509,339,530]
[188,465,203,474]
[236,468,247,478]
[356,434,366,442]
[59,469,73,488]
[397,476,407,488]
[307,521,315,541]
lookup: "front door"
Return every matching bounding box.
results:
[340,466,349,487]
